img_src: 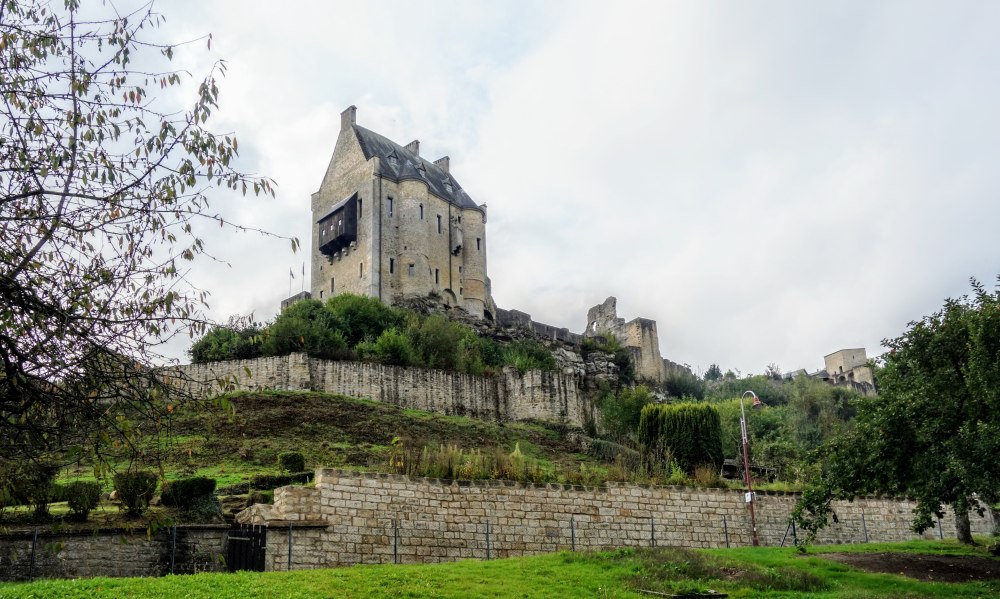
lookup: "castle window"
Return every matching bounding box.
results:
[330,277,335,293]
[389,258,395,274]
[387,197,393,217]
[360,262,364,278]
[459,288,463,295]
[435,268,440,285]
[458,266,462,274]
[437,215,442,234]
[476,238,481,251]
[358,198,363,214]
[419,204,423,219]
[320,290,324,298]
[408,263,415,276]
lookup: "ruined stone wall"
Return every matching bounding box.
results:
[0,526,228,581]
[169,354,587,427]
[241,469,993,569]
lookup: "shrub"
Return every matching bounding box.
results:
[368,328,417,366]
[249,471,312,491]
[587,438,641,464]
[408,314,469,370]
[598,385,653,443]
[325,293,405,347]
[188,318,263,363]
[261,299,349,359]
[663,371,705,400]
[113,471,158,517]
[17,461,59,518]
[160,476,217,507]
[66,481,102,521]
[638,403,724,474]
[502,339,556,375]
[278,451,306,473]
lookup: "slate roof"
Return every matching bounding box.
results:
[352,125,481,211]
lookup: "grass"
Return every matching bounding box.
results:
[2,541,998,598]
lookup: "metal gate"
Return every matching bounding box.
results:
[227,523,267,572]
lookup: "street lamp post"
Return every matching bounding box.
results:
[741,390,763,546]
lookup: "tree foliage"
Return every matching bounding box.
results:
[0,0,287,469]
[793,278,1000,545]
[638,402,723,473]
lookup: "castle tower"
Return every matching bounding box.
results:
[311,106,493,318]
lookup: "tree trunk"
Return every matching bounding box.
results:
[955,506,974,544]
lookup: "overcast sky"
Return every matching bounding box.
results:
[156,0,1000,375]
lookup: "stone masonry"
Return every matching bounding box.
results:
[0,525,228,581]
[239,469,993,570]
[169,353,588,427]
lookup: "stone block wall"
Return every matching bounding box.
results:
[0,525,229,581]
[170,354,587,427]
[244,469,993,569]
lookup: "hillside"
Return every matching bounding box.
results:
[60,391,590,491]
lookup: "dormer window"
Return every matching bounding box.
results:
[443,180,453,193]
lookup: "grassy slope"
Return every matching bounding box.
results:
[60,391,586,489]
[2,542,999,598]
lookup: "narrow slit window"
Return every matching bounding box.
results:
[387,197,393,217]
[389,258,395,274]
[437,215,442,234]
[330,277,335,293]
[476,238,481,251]
[419,204,424,219]
[358,198,363,215]
[359,262,364,278]
[408,263,415,276]
[434,268,440,285]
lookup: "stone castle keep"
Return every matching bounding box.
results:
[311,106,494,318]
[305,106,684,385]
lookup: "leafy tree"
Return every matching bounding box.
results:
[0,1,286,467]
[794,278,1000,544]
[597,385,654,443]
[188,317,263,363]
[638,402,723,473]
[663,370,705,400]
[703,363,723,381]
[325,293,405,347]
[261,299,347,359]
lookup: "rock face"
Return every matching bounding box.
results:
[583,350,619,391]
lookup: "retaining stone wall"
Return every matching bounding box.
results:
[169,354,587,427]
[247,469,994,569]
[0,525,228,581]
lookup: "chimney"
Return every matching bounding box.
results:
[433,156,450,173]
[340,105,357,131]
[404,139,420,156]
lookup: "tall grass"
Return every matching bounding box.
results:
[387,442,554,483]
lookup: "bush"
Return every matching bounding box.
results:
[160,476,217,507]
[17,461,59,518]
[278,451,306,473]
[368,328,417,366]
[638,403,724,474]
[664,371,705,400]
[249,471,312,491]
[502,339,556,375]
[113,471,158,517]
[598,385,654,443]
[325,293,405,347]
[261,299,349,359]
[188,318,263,363]
[587,438,641,464]
[66,481,102,521]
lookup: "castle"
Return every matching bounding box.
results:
[302,106,685,384]
[310,106,494,319]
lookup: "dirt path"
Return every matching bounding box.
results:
[822,552,1000,582]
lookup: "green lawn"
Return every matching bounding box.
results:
[2,541,998,598]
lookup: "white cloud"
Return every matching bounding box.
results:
[156,1,1000,373]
